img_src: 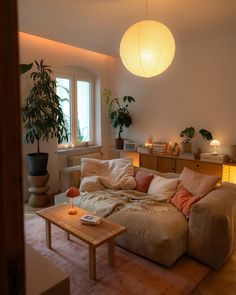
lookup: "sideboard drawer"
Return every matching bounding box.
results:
[157,157,176,173]
[176,158,222,177]
[140,154,158,170]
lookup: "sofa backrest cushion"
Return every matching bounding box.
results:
[179,167,221,197]
[147,175,179,200]
[135,170,154,193]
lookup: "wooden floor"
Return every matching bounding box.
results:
[192,250,236,295]
[24,202,236,294]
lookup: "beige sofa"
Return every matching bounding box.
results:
[55,164,236,269]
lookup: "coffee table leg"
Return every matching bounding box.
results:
[108,239,115,267]
[89,245,96,280]
[45,220,51,249]
[65,232,70,240]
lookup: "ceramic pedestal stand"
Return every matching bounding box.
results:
[28,173,50,207]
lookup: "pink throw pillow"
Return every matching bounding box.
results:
[179,167,220,197]
[170,187,200,218]
[135,170,154,193]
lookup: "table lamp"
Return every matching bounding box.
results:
[66,187,80,215]
[210,139,221,155]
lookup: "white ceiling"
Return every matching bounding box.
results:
[18,0,236,56]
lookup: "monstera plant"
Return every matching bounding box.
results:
[180,127,213,153]
[103,89,135,149]
[22,60,68,176]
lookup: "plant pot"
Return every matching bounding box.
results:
[115,138,124,150]
[27,153,48,176]
[181,142,192,153]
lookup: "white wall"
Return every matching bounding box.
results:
[19,32,113,200]
[111,24,236,156]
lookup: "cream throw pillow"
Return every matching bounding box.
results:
[147,175,179,200]
[179,167,220,197]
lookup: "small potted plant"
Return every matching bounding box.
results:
[179,127,213,153]
[22,60,68,176]
[103,89,135,149]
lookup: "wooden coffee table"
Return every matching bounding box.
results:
[36,204,126,280]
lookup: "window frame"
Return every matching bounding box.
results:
[56,72,95,148]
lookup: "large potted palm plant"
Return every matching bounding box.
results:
[103,89,135,149]
[22,60,68,176]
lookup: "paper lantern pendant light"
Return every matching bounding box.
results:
[119,20,175,78]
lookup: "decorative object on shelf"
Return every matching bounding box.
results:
[103,89,135,150]
[230,145,236,163]
[22,60,68,177]
[145,137,153,153]
[123,140,139,151]
[137,146,149,154]
[119,0,175,78]
[200,153,229,164]
[179,127,213,153]
[210,139,221,155]
[171,142,180,156]
[66,187,80,215]
[152,142,167,155]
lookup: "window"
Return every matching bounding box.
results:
[56,74,94,147]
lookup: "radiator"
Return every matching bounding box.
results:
[67,152,102,167]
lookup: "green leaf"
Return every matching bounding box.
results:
[20,63,33,75]
[199,129,213,140]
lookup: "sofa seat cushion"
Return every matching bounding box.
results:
[108,202,188,266]
[55,188,188,267]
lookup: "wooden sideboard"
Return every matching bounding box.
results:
[117,150,223,177]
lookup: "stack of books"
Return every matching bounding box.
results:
[200,153,229,164]
[152,142,168,155]
[80,214,102,225]
[137,146,149,154]
[179,152,195,159]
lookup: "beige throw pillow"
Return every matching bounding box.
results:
[80,157,136,190]
[79,176,104,192]
[179,167,220,197]
[147,175,179,200]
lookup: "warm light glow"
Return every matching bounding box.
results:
[223,165,236,184]
[119,20,175,78]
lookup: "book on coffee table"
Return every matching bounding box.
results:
[80,214,102,225]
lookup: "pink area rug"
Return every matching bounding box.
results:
[25,216,209,295]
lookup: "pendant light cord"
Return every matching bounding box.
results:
[146,0,148,18]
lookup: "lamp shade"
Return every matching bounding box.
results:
[119,20,175,78]
[210,140,221,147]
[66,187,80,198]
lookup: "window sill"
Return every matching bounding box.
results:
[56,145,102,155]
